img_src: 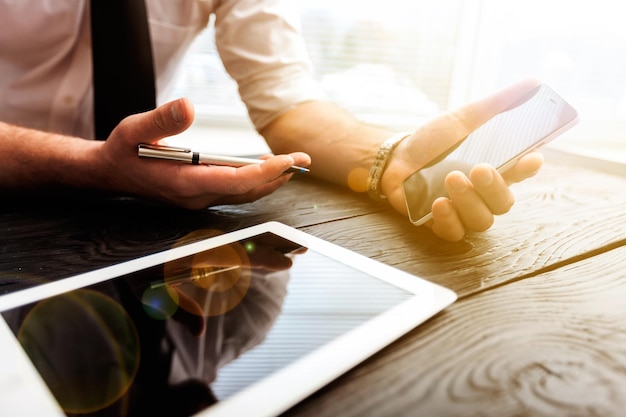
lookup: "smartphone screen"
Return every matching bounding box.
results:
[403,84,578,225]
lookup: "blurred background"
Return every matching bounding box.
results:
[168,0,626,163]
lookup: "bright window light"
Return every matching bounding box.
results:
[171,0,626,161]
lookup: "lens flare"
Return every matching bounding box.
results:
[141,284,180,320]
[17,289,140,414]
[347,167,369,192]
[163,240,252,317]
[244,241,256,253]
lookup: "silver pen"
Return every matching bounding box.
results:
[138,143,309,174]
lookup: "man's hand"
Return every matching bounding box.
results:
[96,98,311,209]
[381,79,544,241]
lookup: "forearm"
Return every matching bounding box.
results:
[260,101,394,192]
[0,121,103,190]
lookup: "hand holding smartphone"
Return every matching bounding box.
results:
[403,84,579,226]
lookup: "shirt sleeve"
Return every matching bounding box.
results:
[212,0,325,131]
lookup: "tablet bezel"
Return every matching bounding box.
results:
[0,221,456,417]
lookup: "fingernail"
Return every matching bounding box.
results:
[476,168,493,186]
[281,156,295,168]
[170,100,185,123]
[436,199,451,215]
[451,173,469,192]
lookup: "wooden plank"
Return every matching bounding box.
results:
[300,161,626,296]
[282,244,626,417]
[4,159,623,296]
[0,177,378,290]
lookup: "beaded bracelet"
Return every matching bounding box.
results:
[366,131,412,202]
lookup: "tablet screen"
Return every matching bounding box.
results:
[1,231,415,416]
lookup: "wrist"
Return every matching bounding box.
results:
[0,122,104,190]
[366,132,411,202]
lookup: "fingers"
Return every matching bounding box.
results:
[444,171,495,232]
[154,151,310,209]
[401,79,542,170]
[450,78,541,135]
[208,173,292,207]
[245,245,294,271]
[469,164,515,215]
[430,198,465,242]
[431,166,516,241]
[502,151,544,184]
[184,152,309,195]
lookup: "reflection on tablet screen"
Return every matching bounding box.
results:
[2,232,413,416]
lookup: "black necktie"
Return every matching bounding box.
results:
[90,0,156,140]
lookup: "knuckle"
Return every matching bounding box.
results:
[151,109,169,134]
[493,194,515,215]
[110,116,133,138]
[480,218,494,231]
[227,181,252,195]
[468,216,494,233]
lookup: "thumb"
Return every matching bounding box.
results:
[112,98,195,145]
[405,79,542,168]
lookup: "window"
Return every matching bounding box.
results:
[463,0,626,162]
[170,0,626,162]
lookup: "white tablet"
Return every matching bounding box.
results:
[0,221,456,417]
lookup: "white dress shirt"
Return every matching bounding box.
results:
[0,0,324,139]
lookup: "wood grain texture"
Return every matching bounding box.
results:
[0,177,379,292]
[282,244,626,417]
[1,153,625,415]
[3,159,624,296]
[300,162,626,296]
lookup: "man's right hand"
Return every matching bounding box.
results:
[95,98,311,209]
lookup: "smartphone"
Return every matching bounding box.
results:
[403,84,579,226]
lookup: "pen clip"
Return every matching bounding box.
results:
[138,143,196,163]
[138,143,191,153]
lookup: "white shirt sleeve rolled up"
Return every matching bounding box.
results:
[0,0,324,138]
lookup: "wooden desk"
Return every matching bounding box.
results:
[1,149,625,416]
